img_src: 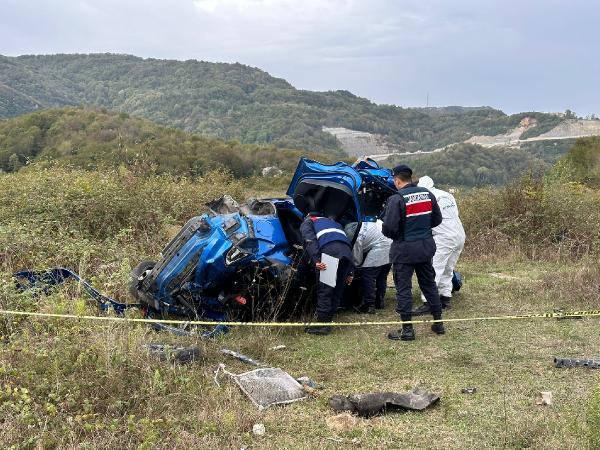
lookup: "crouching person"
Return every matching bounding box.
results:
[301,212,354,335]
[345,220,392,314]
[382,165,445,341]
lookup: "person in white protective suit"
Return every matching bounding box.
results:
[412,176,466,315]
[344,220,392,314]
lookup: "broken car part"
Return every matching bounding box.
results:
[228,367,307,409]
[554,357,600,369]
[221,349,264,367]
[145,344,202,363]
[329,388,440,417]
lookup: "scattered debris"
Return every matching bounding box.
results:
[329,388,440,417]
[554,357,600,369]
[326,413,359,432]
[206,194,240,214]
[252,423,266,436]
[269,345,287,351]
[297,376,318,389]
[144,344,202,363]
[461,387,477,394]
[297,376,320,396]
[221,349,264,366]
[535,391,553,406]
[230,367,307,410]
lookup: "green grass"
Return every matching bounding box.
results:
[1,166,599,448]
[1,257,599,449]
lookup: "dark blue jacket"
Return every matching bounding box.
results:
[382,183,442,264]
[300,215,352,265]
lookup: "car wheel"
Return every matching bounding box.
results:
[129,260,156,301]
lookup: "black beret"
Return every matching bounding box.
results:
[392,164,413,177]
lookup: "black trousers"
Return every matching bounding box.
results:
[316,242,354,322]
[393,261,442,322]
[360,264,391,308]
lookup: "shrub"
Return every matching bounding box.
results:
[0,167,243,298]
[461,175,600,260]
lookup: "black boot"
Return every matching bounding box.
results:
[411,303,431,316]
[354,303,376,314]
[305,325,332,335]
[440,296,452,309]
[431,322,445,335]
[388,325,415,341]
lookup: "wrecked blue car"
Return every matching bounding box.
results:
[129,157,396,322]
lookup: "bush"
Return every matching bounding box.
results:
[0,167,243,299]
[461,175,600,260]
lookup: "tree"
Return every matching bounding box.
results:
[8,153,21,172]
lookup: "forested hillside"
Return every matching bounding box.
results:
[0,107,331,176]
[0,54,565,153]
[388,140,575,187]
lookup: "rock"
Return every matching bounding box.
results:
[535,391,553,406]
[326,413,358,433]
[262,166,283,177]
[252,423,266,436]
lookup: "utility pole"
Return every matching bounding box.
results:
[426,92,429,108]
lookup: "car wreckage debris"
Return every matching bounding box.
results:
[144,344,202,363]
[329,388,440,417]
[221,349,265,366]
[554,357,600,369]
[222,367,307,409]
[296,376,319,389]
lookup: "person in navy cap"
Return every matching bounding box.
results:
[382,164,445,341]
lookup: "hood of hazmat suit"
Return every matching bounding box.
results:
[418,176,465,247]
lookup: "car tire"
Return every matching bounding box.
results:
[129,260,156,301]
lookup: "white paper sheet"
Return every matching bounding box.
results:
[319,253,339,288]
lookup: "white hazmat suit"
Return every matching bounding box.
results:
[418,176,466,300]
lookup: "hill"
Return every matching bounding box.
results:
[387,140,575,187]
[0,107,331,176]
[0,53,568,154]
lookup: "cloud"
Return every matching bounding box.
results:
[1,0,598,114]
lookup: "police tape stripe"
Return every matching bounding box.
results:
[0,309,599,327]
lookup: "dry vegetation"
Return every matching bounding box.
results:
[1,148,599,448]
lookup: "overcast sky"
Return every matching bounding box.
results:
[2,0,598,115]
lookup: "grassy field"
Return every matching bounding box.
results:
[0,166,599,448]
[1,256,598,449]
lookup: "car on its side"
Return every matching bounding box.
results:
[129,157,396,322]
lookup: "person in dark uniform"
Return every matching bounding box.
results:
[300,212,355,335]
[382,164,445,341]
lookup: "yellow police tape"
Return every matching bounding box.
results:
[0,309,599,327]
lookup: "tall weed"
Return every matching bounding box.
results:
[461,176,600,260]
